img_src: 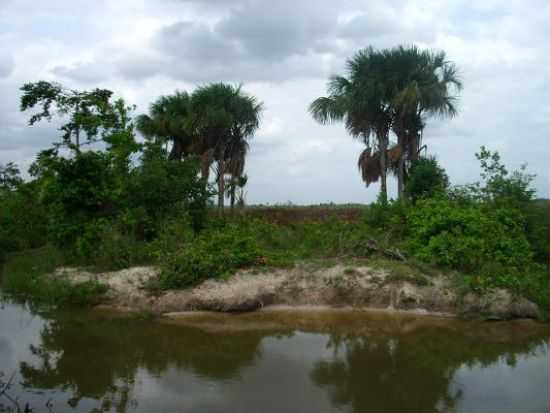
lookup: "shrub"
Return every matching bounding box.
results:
[128,155,211,233]
[159,223,264,289]
[0,182,47,261]
[407,197,533,273]
[524,201,550,265]
[364,199,409,240]
[405,156,449,202]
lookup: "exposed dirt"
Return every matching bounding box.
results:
[53,262,540,320]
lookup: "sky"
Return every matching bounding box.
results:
[0,0,549,204]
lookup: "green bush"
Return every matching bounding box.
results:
[363,199,409,240]
[407,197,533,272]
[405,156,449,202]
[524,201,550,265]
[0,182,47,261]
[128,155,211,234]
[159,223,264,288]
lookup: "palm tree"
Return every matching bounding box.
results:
[310,46,461,201]
[384,46,462,198]
[190,83,262,209]
[310,47,393,201]
[136,92,194,161]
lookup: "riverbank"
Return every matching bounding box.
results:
[52,262,540,320]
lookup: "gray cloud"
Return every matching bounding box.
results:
[1,0,549,202]
[51,61,111,84]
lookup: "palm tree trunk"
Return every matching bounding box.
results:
[378,132,388,203]
[230,182,236,209]
[200,150,212,181]
[168,139,183,161]
[397,132,405,200]
[217,159,225,209]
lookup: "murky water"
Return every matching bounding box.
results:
[1,299,550,413]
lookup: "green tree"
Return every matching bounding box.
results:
[136,92,194,161]
[0,162,22,192]
[310,47,393,201]
[310,46,461,201]
[385,46,461,198]
[475,146,536,205]
[20,81,125,152]
[190,83,262,209]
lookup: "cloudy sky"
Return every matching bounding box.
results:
[1,0,549,204]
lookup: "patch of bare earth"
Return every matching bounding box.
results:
[52,262,540,320]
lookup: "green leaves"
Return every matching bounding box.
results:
[20,81,132,152]
[407,198,533,273]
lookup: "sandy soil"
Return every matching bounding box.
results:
[53,263,540,320]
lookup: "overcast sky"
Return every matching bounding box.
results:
[1,0,549,204]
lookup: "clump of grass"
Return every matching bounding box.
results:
[0,245,107,306]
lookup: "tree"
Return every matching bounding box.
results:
[20,81,124,152]
[384,46,462,199]
[136,92,194,161]
[0,162,22,192]
[190,83,262,209]
[310,47,393,201]
[310,46,462,201]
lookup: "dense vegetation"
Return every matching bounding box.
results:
[0,45,548,316]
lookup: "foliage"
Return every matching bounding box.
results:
[310,45,461,199]
[31,150,121,247]
[159,222,264,288]
[0,181,47,262]
[128,153,211,233]
[473,146,536,206]
[524,201,550,265]
[405,156,449,201]
[20,81,133,152]
[0,162,23,192]
[1,246,107,306]
[407,197,532,272]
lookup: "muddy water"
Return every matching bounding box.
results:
[1,299,550,413]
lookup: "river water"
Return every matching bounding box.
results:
[1,298,550,413]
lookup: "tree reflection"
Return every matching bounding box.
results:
[17,310,275,412]
[311,320,550,413]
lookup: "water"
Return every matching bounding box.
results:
[1,299,550,413]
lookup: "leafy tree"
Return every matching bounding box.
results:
[20,81,127,152]
[475,146,536,206]
[0,162,23,192]
[405,156,449,202]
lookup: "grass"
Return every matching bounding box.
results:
[0,245,108,306]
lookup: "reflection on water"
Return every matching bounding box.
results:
[1,298,550,413]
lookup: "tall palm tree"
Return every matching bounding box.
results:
[190,83,262,209]
[384,46,462,198]
[310,46,461,201]
[310,47,393,201]
[136,92,194,161]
